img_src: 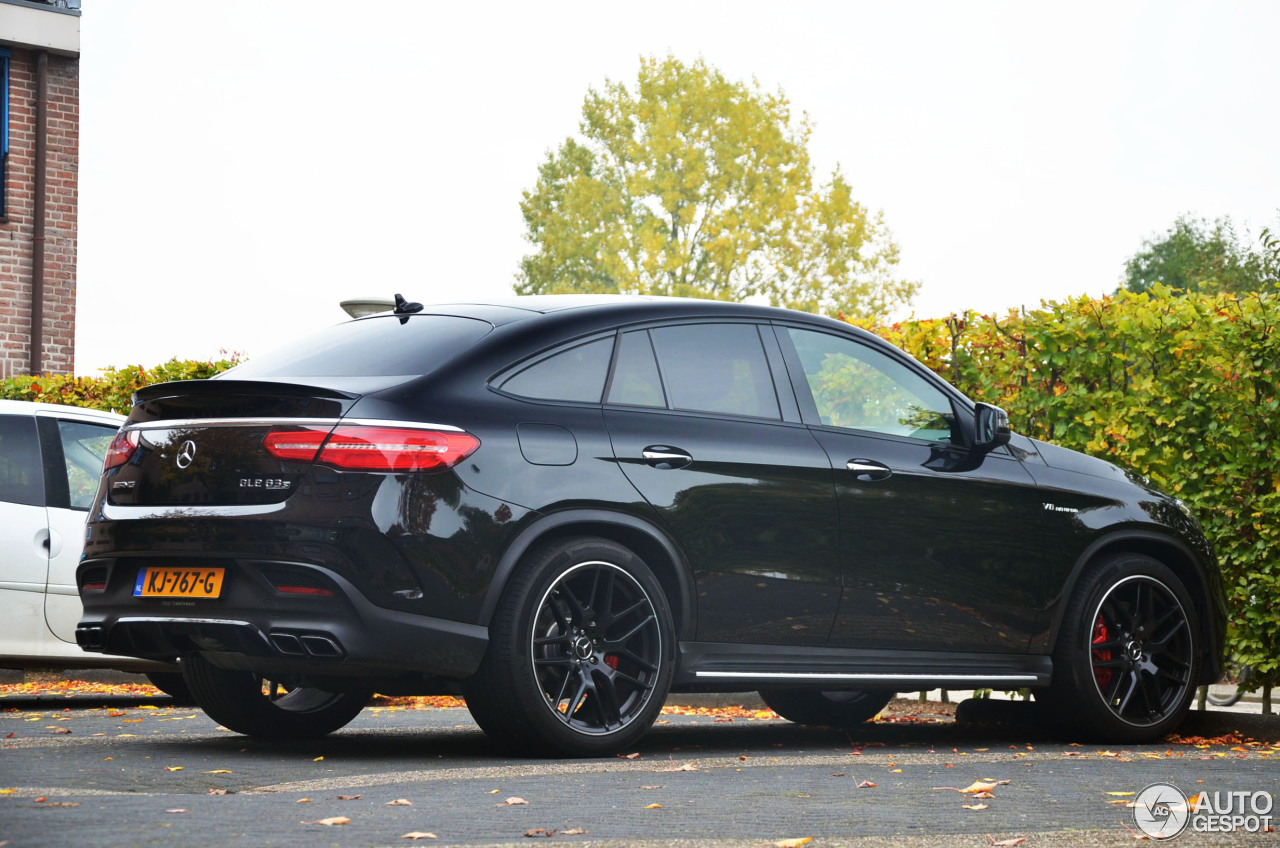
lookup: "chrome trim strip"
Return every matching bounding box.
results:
[126,417,465,433]
[693,672,1039,682]
[341,419,465,432]
[102,502,287,520]
[116,616,252,628]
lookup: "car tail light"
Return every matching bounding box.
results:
[264,424,479,472]
[103,429,140,470]
[262,426,332,462]
[318,426,479,471]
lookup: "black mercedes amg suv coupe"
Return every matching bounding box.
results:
[77,295,1225,756]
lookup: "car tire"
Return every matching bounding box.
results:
[759,689,893,727]
[145,670,196,706]
[460,674,522,749]
[182,654,371,739]
[1047,553,1200,743]
[466,537,676,757]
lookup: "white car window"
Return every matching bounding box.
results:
[0,414,44,507]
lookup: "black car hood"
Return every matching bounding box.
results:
[1030,438,1137,484]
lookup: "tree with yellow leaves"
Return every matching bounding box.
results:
[517,56,916,321]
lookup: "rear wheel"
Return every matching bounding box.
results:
[759,689,893,727]
[465,537,675,757]
[182,654,371,738]
[1048,554,1199,743]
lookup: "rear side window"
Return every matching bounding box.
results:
[223,315,493,379]
[499,337,614,403]
[0,415,43,507]
[649,324,780,420]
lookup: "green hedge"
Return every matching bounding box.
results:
[859,285,1280,697]
[0,357,240,414]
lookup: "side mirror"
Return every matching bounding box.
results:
[973,403,1011,451]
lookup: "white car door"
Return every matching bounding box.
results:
[0,414,56,656]
[38,415,120,643]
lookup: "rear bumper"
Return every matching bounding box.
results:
[77,561,488,681]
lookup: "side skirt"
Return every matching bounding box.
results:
[671,642,1051,692]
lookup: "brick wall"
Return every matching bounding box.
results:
[0,48,78,379]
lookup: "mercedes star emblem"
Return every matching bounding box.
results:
[175,439,197,469]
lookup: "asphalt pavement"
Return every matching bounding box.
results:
[1,691,1276,848]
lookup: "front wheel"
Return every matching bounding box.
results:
[465,537,675,757]
[759,689,893,727]
[1047,554,1199,743]
[182,654,371,738]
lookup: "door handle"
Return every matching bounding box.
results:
[642,446,693,470]
[846,459,892,481]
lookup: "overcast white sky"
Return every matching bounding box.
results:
[73,1,1280,374]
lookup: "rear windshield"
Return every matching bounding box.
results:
[221,315,493,379]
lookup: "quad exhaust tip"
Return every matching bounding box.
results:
[268,631,344,659]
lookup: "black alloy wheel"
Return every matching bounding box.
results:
[759,689,893,728]
[465,537,675,757]
[182,654,372,738]
[1048,554,1199,743]
[530,560,664,734]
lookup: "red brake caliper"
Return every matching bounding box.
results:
[604,655,619,670]
[1091,614,1112,691]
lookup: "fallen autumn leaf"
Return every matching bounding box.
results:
[656,761,698,772]
[302,816,351,826]
[401,833,438,841]
[503,797,529,806]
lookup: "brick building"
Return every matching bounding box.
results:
[0,0,80,378]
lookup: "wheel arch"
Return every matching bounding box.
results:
[480,509,696,642]
[1046,530,1224,684]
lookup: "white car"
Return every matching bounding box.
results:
[0,399,184,695]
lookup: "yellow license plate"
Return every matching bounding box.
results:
[133,567,225,598]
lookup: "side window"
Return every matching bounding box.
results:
[0,414,44,507]
[784,327,957,442]
[606,330,666,408]
[649,324,780,420]
[498,336,614,403]
[57,421,116,510]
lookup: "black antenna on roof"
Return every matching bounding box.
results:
[393,293,423,315]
